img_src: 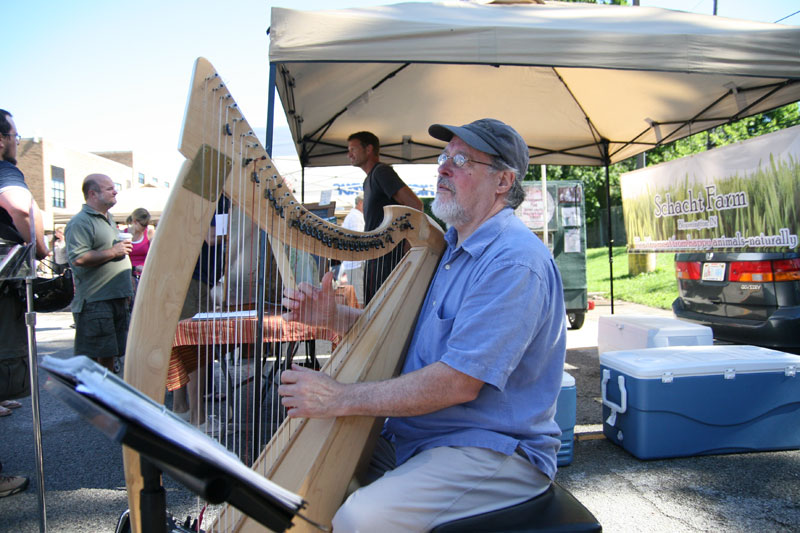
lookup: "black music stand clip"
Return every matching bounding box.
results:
[40,355,309,533]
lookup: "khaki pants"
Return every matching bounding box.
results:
[333,440,551,533]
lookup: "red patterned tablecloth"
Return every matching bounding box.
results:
[166,285,357,390]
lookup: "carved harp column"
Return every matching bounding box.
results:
[122,57,445,532]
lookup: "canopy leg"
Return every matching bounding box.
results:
[603,146,614,314]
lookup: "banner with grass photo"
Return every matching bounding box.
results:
[620,125,800,253]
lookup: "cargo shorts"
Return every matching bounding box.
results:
[74,298,130,359]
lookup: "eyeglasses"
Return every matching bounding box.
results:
[437,152,492,168]
[2,133,21,143]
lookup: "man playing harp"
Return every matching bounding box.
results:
[281,119,567,532]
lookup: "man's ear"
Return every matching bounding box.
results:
[495,170,515,195]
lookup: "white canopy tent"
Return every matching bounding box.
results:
[266,0,800,307]
[268,1,800,168]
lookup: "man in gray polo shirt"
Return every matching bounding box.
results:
[65,174,132,372]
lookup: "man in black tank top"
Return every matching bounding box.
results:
[347,131,422,304]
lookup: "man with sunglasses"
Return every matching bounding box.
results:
[0,109,48,498]
[282,119,566,532]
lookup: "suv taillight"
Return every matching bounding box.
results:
[774,258,800,282]
[728,259,800,282]
[675,261,701,280]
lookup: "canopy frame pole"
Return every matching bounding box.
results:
[277,64,303,150]
[298,63,411,162]
[265,63,277,156]
[601,140,614,314]
[616,80,797,161]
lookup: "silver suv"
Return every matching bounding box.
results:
[672,251,800,351]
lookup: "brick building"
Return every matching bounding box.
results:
[15,137,165,228]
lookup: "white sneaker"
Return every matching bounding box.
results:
[0,475,29,498]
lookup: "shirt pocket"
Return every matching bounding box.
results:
[416,308,455,366]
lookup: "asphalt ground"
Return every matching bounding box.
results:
[1,302,798,532]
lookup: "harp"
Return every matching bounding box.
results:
[122,57,445,532]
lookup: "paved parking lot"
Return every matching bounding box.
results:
[1,304,798,532]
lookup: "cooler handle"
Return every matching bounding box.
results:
[602,369,627,426]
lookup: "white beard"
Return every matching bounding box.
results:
[432,189,470,228]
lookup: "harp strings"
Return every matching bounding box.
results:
[176,67,409,532]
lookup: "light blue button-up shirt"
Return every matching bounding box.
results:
[384,207,567,479]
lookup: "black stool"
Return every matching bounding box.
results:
[430,480,602,533]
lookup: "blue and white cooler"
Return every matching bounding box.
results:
[600,345,800,460]
[554,371,576,466]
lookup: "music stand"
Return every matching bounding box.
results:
[40,356,311,533]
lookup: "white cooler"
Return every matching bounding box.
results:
[600,345,800,459]
[597,315,713,355]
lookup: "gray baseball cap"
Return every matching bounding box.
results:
[428,118,529,177]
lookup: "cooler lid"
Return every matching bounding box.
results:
[600,315,712,335]
[599,345,800,378]
[561,370,575,388]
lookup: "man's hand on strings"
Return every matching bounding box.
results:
[282,271,362,334]
[282,271,339,329]
[279,363,346,418]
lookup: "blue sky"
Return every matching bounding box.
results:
[5,0,799,182]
